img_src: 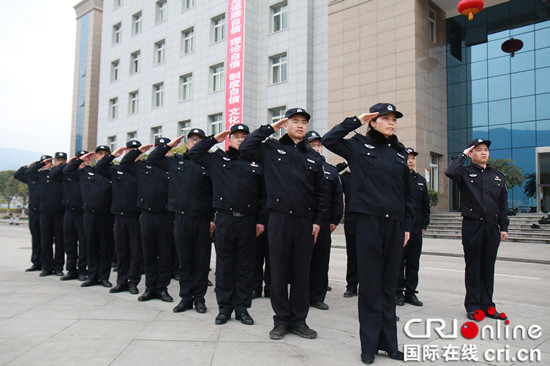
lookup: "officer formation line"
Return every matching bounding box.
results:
[14,104,508,365]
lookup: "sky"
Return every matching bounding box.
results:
[0,1,76,155]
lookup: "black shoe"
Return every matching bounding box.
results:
[54,270,64,276]
[395,293,405,306]
[405,294,423,307]
[25,264,41,272]
[361,352,375,365]
[81,279,100,287]
[264,290,270,298]
[173,299,193,313]
[100,280,112,288]
[236,311,254,325]
[78,273,87,281]
[195,302,207,313]
[138,291,156,302]
[158,290,173,302]
[129,283,139,295]
[269,325,289,340]
[109,283,129,293]
[39,270,54,277]
[60,272,79,281]
[290,324,317,339]
[486,310,507,320]
[311,301,329,310]
[387,350,404,361]
[215,313,229,325]
[326,285,332,291]
[343,290,357,298]
[174,274,181,281]
[251,290,261,299]
[466,311,476,320]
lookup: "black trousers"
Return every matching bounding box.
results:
[356,214,403,354]
[140,211,173,294]
[114,215,142,285]
[63,207,86,274]
[83,211,114,282]
[28,208,41,267]
[268,211,314,328]
[397,228,423,297]
[344,213,358,293]
[462,218,500,312]
[214,213,255,315]
[174,213,211,303]
[39,211,64,272]
[253,229,271,295]
[309,224,331,303]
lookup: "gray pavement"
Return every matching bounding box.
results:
[1,222,549,365]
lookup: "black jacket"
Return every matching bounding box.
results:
[320,158,344,226]
[64,158,112,214]
[340,171,352,214]
[322,116,414,231]
[239,125,328,225]
[26,162,63,214]
[445,153,509,231]
[410,170,430,231]
[14,165,40,211]
[49,163,82,211]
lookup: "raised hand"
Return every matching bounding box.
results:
[168,135,185,148]
[357,112,379,125]
[214,130,231,143]
[112,146,127,158]
[271,118,288,132]
[139,144,154,153]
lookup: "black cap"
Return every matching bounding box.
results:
[230,124,250,134]
[126,140,142,148]
[405,147,419,156]
[305,131,322,142]
[95,145,111,153]
[285,108,311,121]
[54,152,67,159]
[187,128,206,138]
[76,150,88,157]
[40,155,52,161]
[468,138,491,149]
[369,103,403,118]
[154,137,171,146]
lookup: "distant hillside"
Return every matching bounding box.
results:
[0,148,44,171]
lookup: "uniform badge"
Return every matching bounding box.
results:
[88,172,94,176]
[364,144,375,149]
[494,176,501,181]
[396,153,404,159]
[250,163,259,168]
[277,149,287,155]
[145,165,152,169]
[178,161,184,165]
[223,156,231,161]
[469,173,477,178]
[418,182,424,186]
[116,171,124,175]
[307,158,315,164]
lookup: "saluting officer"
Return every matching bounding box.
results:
[120,139,173,302]
[188,124,266,325]
[323,103,414,365]
[240,108,328,341]
[445,138,509,321]
[396,148,430,307]
[147,129,214,314]
[95,141,143,295]
[304,131,343,311]
[27,152,67,277]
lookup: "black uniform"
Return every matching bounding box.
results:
[240,126,328,329]
[398,170,430,299]
[146,144,212,306]
[340,171,358,295]
[96,154,142,287]
[445,153,509,313]
[323,117,414,355]
[26,162,65,274]
[253,228,271,298]
[121,149,172,297]
[14,165,41,269]
[188,136,266,317]
[309,158,343,305]
[65,158,114,284]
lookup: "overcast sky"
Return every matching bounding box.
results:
[0,1,76,155]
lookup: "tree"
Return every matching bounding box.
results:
[428,188,439,207]
[487,158,525,189]
[0,170,21,215]
[524,172,536,198]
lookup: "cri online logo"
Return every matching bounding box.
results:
[462,307,508,339]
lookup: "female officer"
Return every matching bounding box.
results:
[322,103,414,365]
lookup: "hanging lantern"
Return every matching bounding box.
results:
[501,38,523,57]
[457,0,485,21]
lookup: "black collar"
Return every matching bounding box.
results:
[279,133,309,152]
[225,146,241,159]
[366,129,405,151]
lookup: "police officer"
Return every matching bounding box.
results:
[240,108,328,340]
[26,152,67,277]
[323,103,414,364]
[339,164,359,298]
[252,227,270,299]
[445,138,509,321]
[95,141,143,295]
[146,130,214,313]
[304,131,343,311]
[188,124,266,325]
[65,146,114,288]
[396,148,430,307]
[14,157,44,272]
[120,139,173,302]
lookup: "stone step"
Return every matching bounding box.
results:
[423,233,550,244]
[425,228,550,239]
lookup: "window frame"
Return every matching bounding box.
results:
[156,0,167,24]
[112,23,122,45]
[132,11,142,35]
[210,63,225,92]
[179,73,193,101]
[181,27,194,55]
[130,50,141,74]
[109,97,119,120]
[111,60,120,82]
[271,1,288,33]
[153,82,164,108]
[129,90,139,114]
[270,53,288,84]
[269,106,287,138]
[212,14,226,43]
[209,113,224,135]
[154,39,166,65]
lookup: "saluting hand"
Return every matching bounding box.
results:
[271,118,287,132]
[403,231,410,247]
[256,224,265,238]
[462,145,476,156]
[139,144,153,153]
[357,112,379,125]
[168,135,185,148]
[81,152,95,162]
[312,224,320,244]
[42,158,53,164]
[112,146,127,158]
[215,130,231,143]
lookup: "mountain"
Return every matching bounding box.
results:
[0,148,44,171]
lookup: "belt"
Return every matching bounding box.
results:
[217,209,247,218]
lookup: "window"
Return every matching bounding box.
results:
[112,23,121,45]
[428,8,436,44]
[210,63,225,92]
[153,83,164,107]
[127,131,137,141]
[209,113,223,135]
[179,73,193,100]
[129,91,139,114]
[182,0,194,10]
[154,39,166,64]
[114,0,122,9]
[178,120,191,141]
[271,2,288,33]
[181,27,194,54]
[156,0,167,24]
[430,153,439,191]
[212,14,225,43]
[151,126,163,143]
[109,98,119,120]
[132,11,142,35]
[270,53,288,84]
[270,106,286,139]
[130,50,140,74]
[108,136,117,151]
[111,60,120,82]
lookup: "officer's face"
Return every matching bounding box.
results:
[186,134,203,151]
[53,158,66,166]
[371,113,397,138]
[95,150,108,161]
[309,139,323,154]
[284,115,308,141]
[407,154,416,171]
[229,131,248,150]
[470,144,490,165]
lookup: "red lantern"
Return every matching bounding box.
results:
[457,0,485,21]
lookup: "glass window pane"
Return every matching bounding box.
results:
[511,121,536,148]
[472,125,489,140]
[470,43,487,62]
[489,124,511,149]
[489,99,511,125]
[510,51,534,73]
[511,95,535,122]
[470,60,487,80]
[537,119,550,146]
[536,47,550,68]
[472,102,488,127]
[535,27,550,49]
[488,56,509,77]
[488,75,510,100]
[471,79,488,103]
[511,70,535,98]
[536,67,550,94]
[488,148,511,160]
[537,93,550,119]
